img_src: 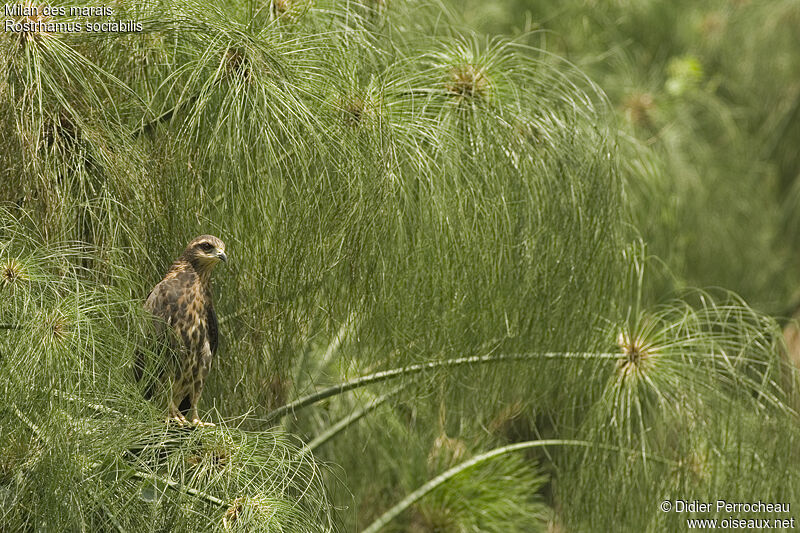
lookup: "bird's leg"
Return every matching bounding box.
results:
[167,400,189,426]
[167,381,189,426]
[189,380,214,427]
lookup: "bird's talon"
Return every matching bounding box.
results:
[168,415,188,426]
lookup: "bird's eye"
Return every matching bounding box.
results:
[200,243,214,252]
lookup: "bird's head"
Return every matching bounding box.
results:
[183,235,227,272]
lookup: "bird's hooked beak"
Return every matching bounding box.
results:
[217,250,228,263]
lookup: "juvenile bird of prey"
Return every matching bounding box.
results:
[136,235,227,426]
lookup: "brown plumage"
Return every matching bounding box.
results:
[136,235,227,426]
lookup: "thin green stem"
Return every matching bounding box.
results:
[134,74,228,138]
[134,93,201,138]
[130,470,227,507]
[265,352,622,423]
[52,389,124,416]
[361,439,677,533]
[87,488,127,533]
[300,387,403,456]
[12,404,42,439]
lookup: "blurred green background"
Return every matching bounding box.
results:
[462,0,800,313]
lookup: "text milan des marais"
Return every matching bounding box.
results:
[4,4,142,33]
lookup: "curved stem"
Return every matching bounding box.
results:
[300,387,403,456]
[265,351,621,423]
[130,470,226,507]
[361,439,676,533]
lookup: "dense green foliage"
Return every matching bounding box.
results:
[1,1,799,531]
[462,0,800,311]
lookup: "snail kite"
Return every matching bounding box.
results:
[135,235,227,426]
